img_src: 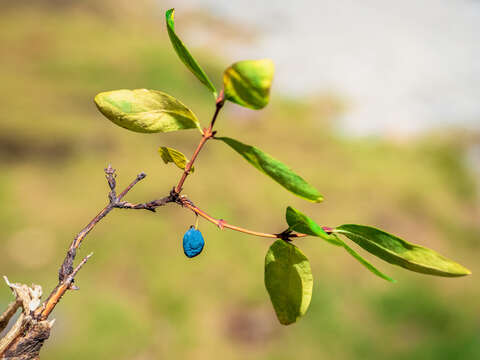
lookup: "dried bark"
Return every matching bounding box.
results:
[0,278,52,360]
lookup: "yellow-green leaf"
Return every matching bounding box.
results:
[265,240,313,325]
[94,89,200,133]
[336,224,471,277]
[159,147,194,173]
[223,59,274,109]
[217,137,323,202]
[166,9,217,97]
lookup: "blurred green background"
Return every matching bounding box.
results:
[0,1,479,359]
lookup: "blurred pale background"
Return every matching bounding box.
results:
[0,1,479,359]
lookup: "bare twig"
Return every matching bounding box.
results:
[70,167,146,252]
[114,193,174,212]
[35,167,147,321]
[38,253,93,321]
[0,300,21,334]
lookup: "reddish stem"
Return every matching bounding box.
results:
[175,91,225,193]
[180,197,308,239]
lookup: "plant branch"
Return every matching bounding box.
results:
[175,91,225,194]
[0,300,21,333]
[110,189,316,241]
[114,194,174,211]
[37,253,92,321]
[210,89,225,129]
[179,196,310,239]
[34,166,147,321]
[69,167,146,252]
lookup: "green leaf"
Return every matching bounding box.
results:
[336,224,471,277]
[223,59,274,109]
[336,235,396,282]
[217,137,323,202]
[286,206,342,246]
[158,147,193,173]
[94,89,200,133]
[265,240,313,325]
[285,207,394,282]
[166,9,217,97]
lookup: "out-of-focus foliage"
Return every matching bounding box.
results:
[0,2,479,360]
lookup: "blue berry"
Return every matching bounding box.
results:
[183,227,205,258]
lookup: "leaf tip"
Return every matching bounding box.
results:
[278,317,298,326]
[93,92,103,106]
[305,193,324,203]
[258,58,275,72]
[165,9,175,30]
[166,8,174,18]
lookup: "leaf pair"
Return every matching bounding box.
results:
[95,9,275,135]
[288,207,470,280]
[166,8,274,109]
[265,208,391,326]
